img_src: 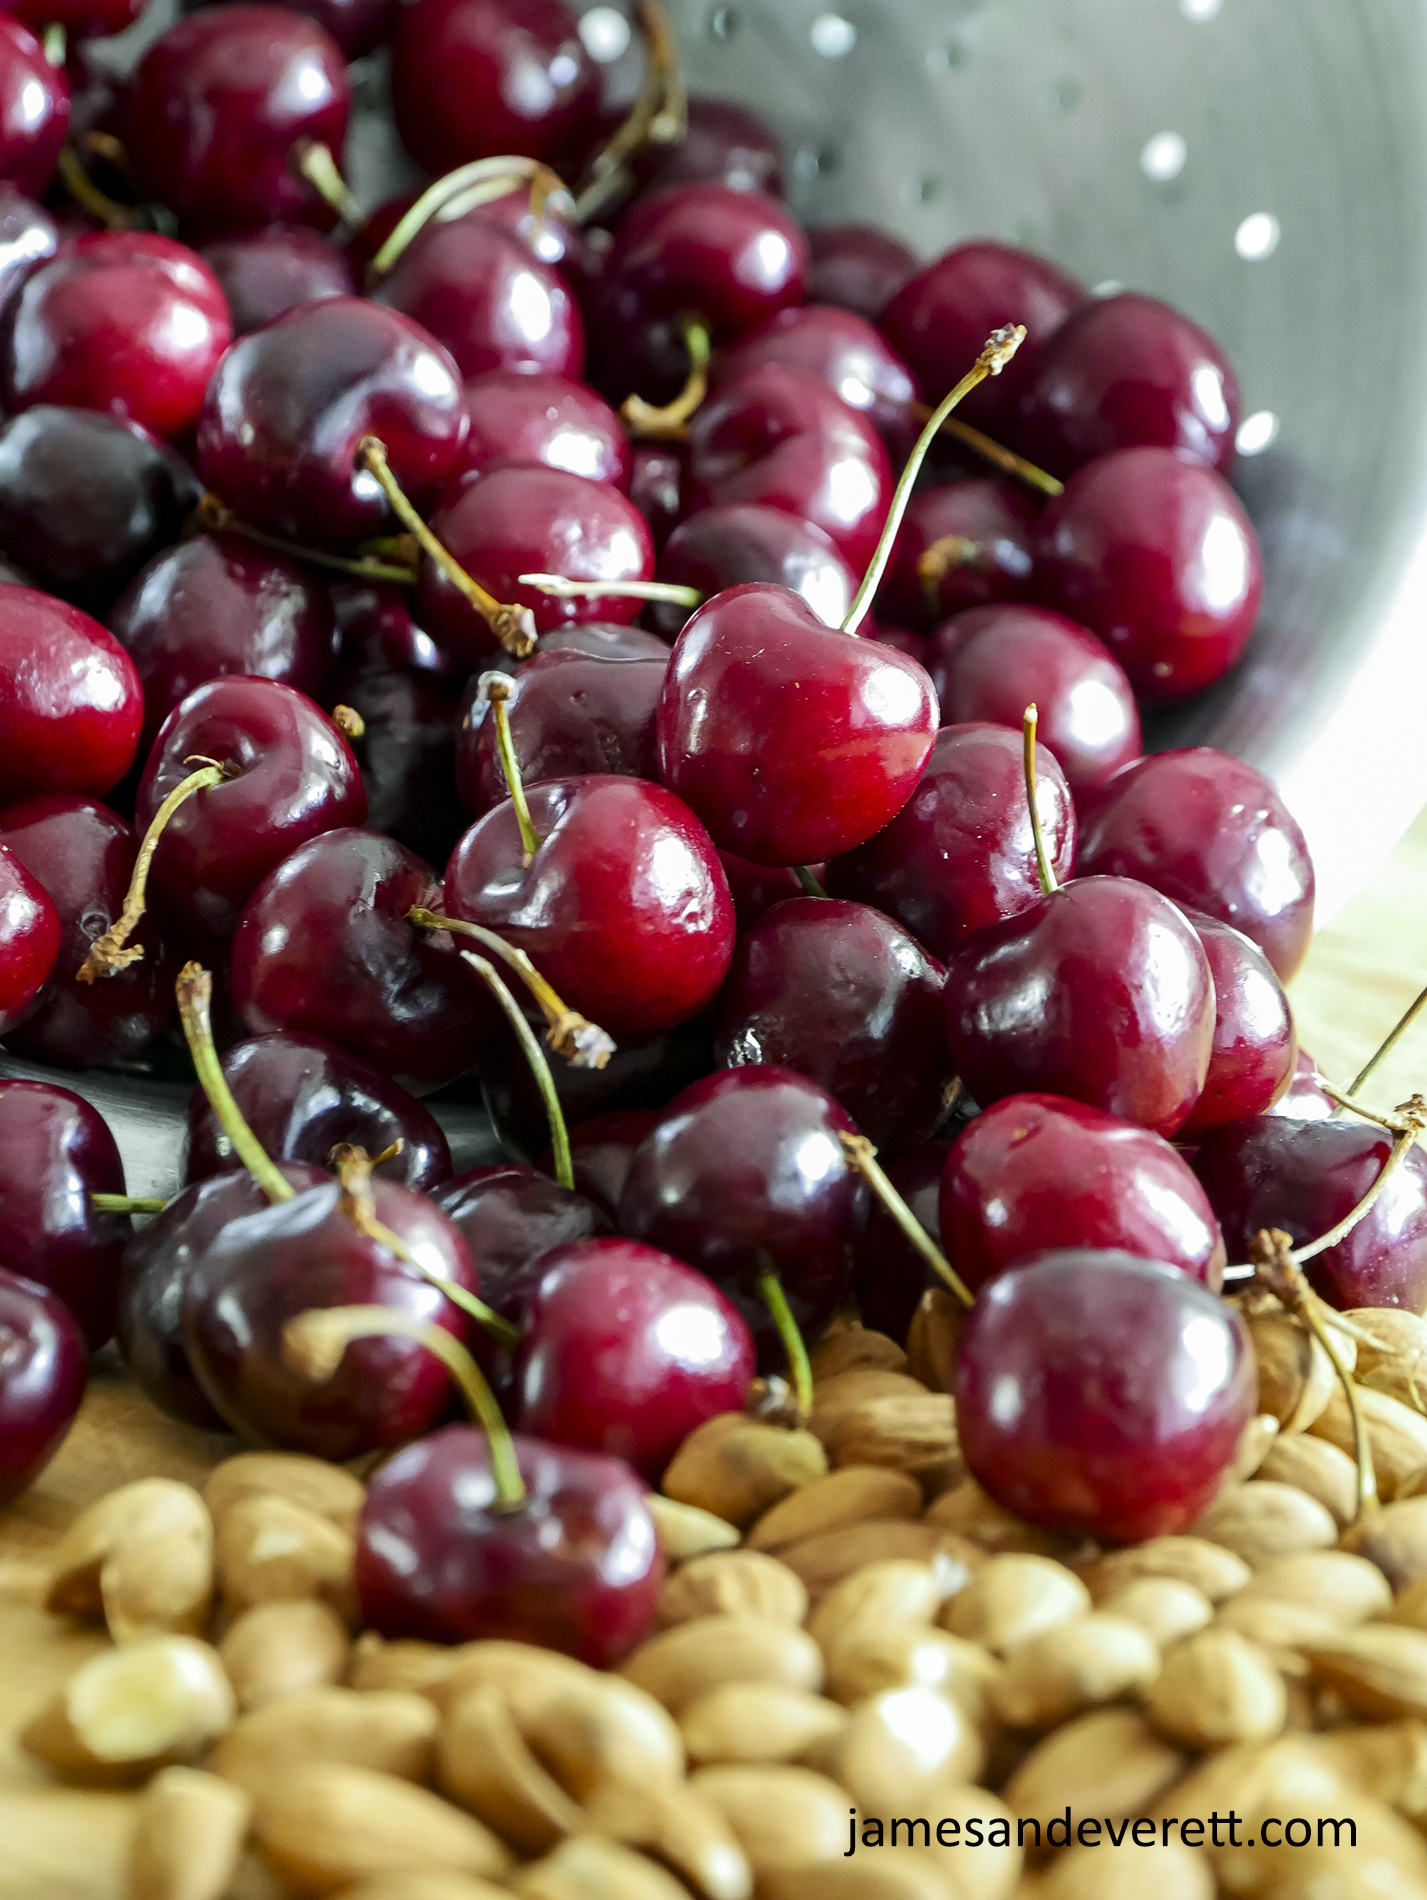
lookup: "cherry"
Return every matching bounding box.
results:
[618,1067,865,1366]
[686,362,893,573]
[555,1110,659,1221]
[0,1079,130,1347]
[231,827,492,1094]
[453,368,628,491]
[455,647,664,818]
[1192,1117,1427,1310]
[123,6,350,234]
[200,226,355,338]
[1178,911,1297,1138]
[2,233,231,443]
[358,182,585,278]
[134,676,365,944]
[717,852,808,932]
[0,19,68,199]
[197,0,396,58]
[0,794,174,1069]
[652,503,854,640]
[634,96,784,202]
[715,896,950,1151]
[0,1267,87,1508]
[0,587,142,803]
[108,533,337,751]
[925,603,1142,794]
[827,722,1075,960]
[419,464,654,655]
[1074,747,1315,983]
[629,441,686,547]
[517,1237,754,1480]
[355,1423,662,1665]
[0,838,58,1035]
[852,1139,948,1344]
[1267,1048,1334,1123]
[878,478,1037,630]
[537,621,672,660]
[1017,290,1240,477]
[0,406,202,614]
[1032,445,1263,702]
[714,304,919,455]
[196,297,469,547]
[806,224,919,323]
[374,212,585,383]
[0,184,56,313]
[433,1162,609,1351]
[956,1251,1256,1543]
[8,0,140,37]
[445,775,734,1039]
[657,582,938,866]
[880,241,1083,430]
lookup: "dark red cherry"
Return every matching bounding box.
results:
[433,1164,609,1326]
[633,96,783,202]
[715,896,950,1151]
[880,241,1083,431]
[391,0,597,174]
[0,183,56,313]
[231,827,492,1095]
[657,583,938,866]
[0,587,142,803]
[717,852,808,932]
[943,875,1215,1138]
[870,622,925,663]
[852,1139,947,1345]
[196,297,469,547]
[652,503,853,640]
[618,1067,865,1365]
[455,647,664,819]
[941,1093,1225,1298]
[715,304,919,456]
[198,0,395,58]
[124,6,350,234]
[200,225,355,337]
[109,533,337,751]
[806,224,919,324]
[452,368,628,491]
[0,406,202,614]
[1193,1118,1427,1310]
[2,233,231,442]
[956,1251,1256,1543]
[185,1031,452,1193]
[517,1237,754,1480]
[536,620,671,660]
[356,181,585,278]
[1017,291,1240,477]
[0,838,58,1034]
[135,676,365,943]
[419,465,654,656]
[0,1267,87,1507]
[0,1079,129,1347]
[827,722,1075,961]
[925,603,1141,795]
[1267,1047,1334,1123]
[1075,748,1315,983]
[0,19,68,199]
[879,478,1037,631]
[445,775,734,1039]
[0,794,174,1068]
[355,1423,662,1665]
[8,0,140,39]
[1178,912,1296,1139]
[687,362,893,574]
[629,441,685,549]
[556,1110,659,1221]
[1033,446,1263,703]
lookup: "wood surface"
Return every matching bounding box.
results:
[7,807,1427,1898]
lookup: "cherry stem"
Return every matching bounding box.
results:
[837,1130,974,1310]
[42,21,64,62]
[331,705,365,741]
[460,951,574,1191]
[909,407,1064,499]
[918,534,987,615]
[794,865,828,899]
[1318,1082,1402,1131]
[478,674,540,864]
[77,761,234,982]
[407,907,614,1070]
[1333,979,1427,1116]
[574,0,686,223]
[622,316,711,439]
[368,155,572,278]
[283,1303,526,1508]
[193,493,418,584]
[91,1194,167,1214]
[756,1268,814,1421]
[175,963,295,1206]
[1022,704,1058,898]
[358,438,536,658]
[842,323,1026,636]
[58,144,133,231]
[293,140,363,227]
[518,572,702,609]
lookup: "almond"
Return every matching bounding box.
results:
[904,1287,964,1397]
[204,1452,365,1534]
[1256,1432,1359,1528]
[910,1784,1023,1899]
[662,1417,828,1527]
[219,1598,351,1710]
[1146,1628,1286,1747]
[690,1764,848,1874]
[438,1685,583,1857]
[1005,1708,1186,1834]
[1300,1624,1427,1719]
[22,1636,234,1784]
[209,1686,437,1798]
[1310,1382,1427,1498]
[522,1676,685,1799]
[46,1479,211,1622]
[1340,1493,1427,1590]
[214,1493,355,1620]
[336,1877,516,1900]
[1234,1548,1393,1622]
[346,1634,456,1697]
[1244,1307,1340,1432]
[1080,1536,1250,1605]
[620,1614,823,1713]
[942,1554,1090,1655]
[817,1683,983,1813]
[817,1393,960,1476]
[103,1520,215,1647]
[1342,1306,1427,1409]
[759,1863,945,1900]
[1216,1791,1427,1897]
[656,1550,808,1628]
[581,1778,751,1900]
[810,1367,928,1431]
[808,1326,908,1382]
[806,1558,952,1655]
[1210,1596,1342,1661]
[645,1496,739,1561]
[1223,1412,1281,1486]
[1387,1576,1427,1631]
[680,1683,848,1766]
[1037,1838,1213,1900]
[823,1623,1000,1720]
[1189,1481,1337,1567]
[514,1836,691,1900]
[925,1478,1076,1557]
[1149,1733,1349,1831]
[746,1467,922,1552]
[993,1614,1160,1730]
[418,1640,595,1717]
[778,1521,981,1598]
[126,1765,251,1900]
[1096,1578,1213,1648]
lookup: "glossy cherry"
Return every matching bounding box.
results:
[123,6,350,234]
[925,604,1142,794]
[1075,747,1315,982]
[536,621,672,661]
[452,368,628,491]
[715,304,919,455]
[852,1139,947,1345]
[445,775,734,1039]
[653,503,853,639]
[632,96,784,203]
[1267,1047,1334,1123]
[0,1267,87,1508]
[1178,911,1297,1138]
[196,297,469,547]
[198,0,395,58]
[0,587,142,803]
[1033,445,1263,702]
[0,19,68,199]
[715,896,949,1151]
[7,0,141,41]
[629,441,686,548]
[657,582,938,867]
[879,479,1038,631]
[806,224,919,322]
[556,1110,659,1221]
[717,853,809,932]
[200,226,355,337]
[956,1251,1256,1542]
[0,838,58,1035]
[0,184,56,313]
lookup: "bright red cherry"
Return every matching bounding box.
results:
[0,19,68,199]
[200,226,355,337]
[879,478,1038,630]
[715,304,919,455]
[1178,912,1296,1138]
[956,1251,1256,1543]
[452,368,628,491]
[0,587,142,803]
[1033,446,1263,702]
[0,1267,86,1508]
[852,1139,946,1344]
[806,224,919,323]
[1075,747,1315,982]
[123,6,350,234]
[653,504,854,640]
[0,184,56,311]
[0,838,58,1034]
[656,582,938,866]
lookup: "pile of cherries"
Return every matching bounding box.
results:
[0,0,1412,1664]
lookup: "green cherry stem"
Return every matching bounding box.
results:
[756,1266,814,1420]
[518,572,703,609]
[461,951,575,1191]
[480,675,541,864]
[91,1194,168,1215]
[1022,703,1059,898]
[574,0,685,224]
[838,1130,975,1310]
[1332,979,1427,1117]
[368,155,571,278]
[293,139,363,227]
[909,407,1064,499]
[175,962,295,1206]
[794,865,828,899]
[192,494,419,584]
[622,315,712,439]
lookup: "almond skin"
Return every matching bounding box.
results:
[619,1614,823,1714]
[209,1686,437,1799]
[126,1765,251,1900]
[219,1599,351,1710]
[656,1551,808,1629]
[1146,1629,1287,1748]
[942,1554,1091,1655]
[680,1684,849,1767]
[746,1467,922,1553]
[203,1453,365,1534]
[22,1636,235,1785]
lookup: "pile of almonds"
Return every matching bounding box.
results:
[20,1293,1427,1900]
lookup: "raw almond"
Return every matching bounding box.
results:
[1223,1413,1281,1486]
[214,1493,355,1620]
[1340,1493,1427,1590]
[810,1368,928,1430]
[746,1467,922,1553]
[1004,1707,1186,1832]
[1255,1432,1359,1528]
[1311,1720,1427,1821]
[808,1326,908,1382]
[620,1614,822,1713]
[1216,1791,1427,1897]
[777,1521,981,1598]
[522,1675,685,1799]
[1300,1624,1427,1719]
[817,1393,960,1476]
[1096,1578,1213,1647]
[46,1479,211,1621]
[1036,1838,1213,1900]
[942,1553,1090,1655]
[1148,1733,1350,1833]
[1146,1628,1287,1746]
[1234,1549,1393,1623]
[22,1635,234,1784]
[219,1599,351,1710]
[759,1862,945,1900]
[925,1478,1076,1557]
[806,1558,951,1655]
[817,1683,983,1813]
[337,1877,517,1900]
[1342,1306,1427,1410]
[418,1640,595,1717]
[580,1777,751,1900]
[1210,1596,1342,1659]
[992,1614,1160,1730]
[209,1686,437,1798]
[911,1783,1023,1899]
[661,1417,827,1527]
[904,1287,964,1397]
[1080,1536,1250,1605]
[346,1634,456,1697]
[1310,1381,1427,1498]
[252,1763,512,1896]
[514,1836,691,1900]
[204,1453,365,1534]
[1244,1307,1340,1432]
[103,1519,215,1646]
[680,1684,848,1766]
[1189,1481,1337,1567]
[823,1623,1000,1718]
[645,1496,739,1561]
[126,1764,251,1900]
[690,1763,848,1874]
[656,1550,808,1628]
[1388,1576,1427,1631]
[438,1685,583,1857]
